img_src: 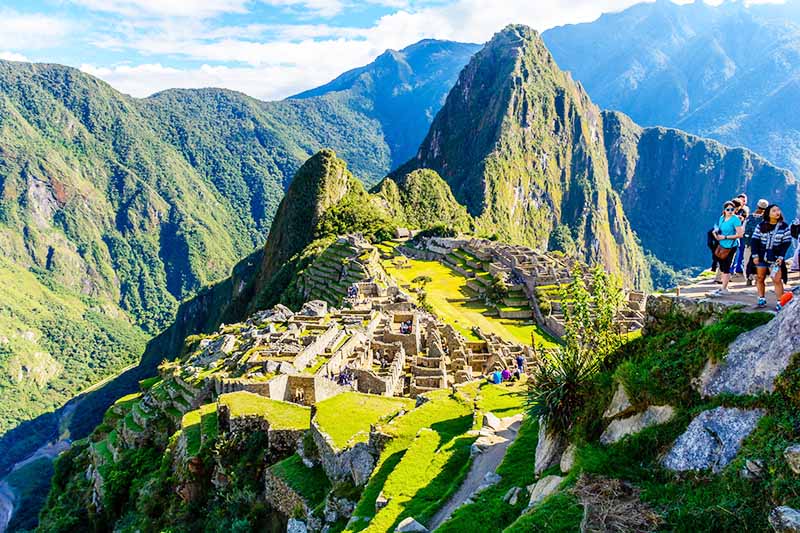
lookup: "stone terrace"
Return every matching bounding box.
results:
[407,236,647,338]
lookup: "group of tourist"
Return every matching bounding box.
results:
[399,320,413,334]
[486,355,526,385]
[708,193,800,310]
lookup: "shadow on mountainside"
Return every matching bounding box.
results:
[0,249,264,478]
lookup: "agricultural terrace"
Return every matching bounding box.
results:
[218,391,311,430]
[382,247,555,347]
[313,392,414,450]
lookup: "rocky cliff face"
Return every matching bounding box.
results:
[406,25,650,288]
[543,0,800,179]
[603,110,799,269]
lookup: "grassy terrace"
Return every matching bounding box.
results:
[383,252,555,347]
[270,454,331,510]
[314,392,414,450]
[218,391,311,430]
[347,389,475,532]
[458,377,529,418]
[181,403,218,456]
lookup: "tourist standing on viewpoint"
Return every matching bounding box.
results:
[710,201,744,296]
[791,217,800,273]
[732,195,749,276]
[742,199,768,286]
[752,204,793,309]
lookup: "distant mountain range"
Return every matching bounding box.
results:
[543,0,800,180]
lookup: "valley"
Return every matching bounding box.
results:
[0,3,799,531]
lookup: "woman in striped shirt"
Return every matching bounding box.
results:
[751,204,793,309]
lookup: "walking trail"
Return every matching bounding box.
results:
[428,414,523,531]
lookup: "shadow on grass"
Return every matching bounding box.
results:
[430,414,473,448]
[389,434,476,531]
[352,450,406,522]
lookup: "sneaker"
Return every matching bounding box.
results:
[709,289,729,297]
[776,303,783,312]
[757,297,767,308]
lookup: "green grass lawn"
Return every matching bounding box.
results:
[314,392,414,450]
[181,402,218,456]
[218,391,311,430]
[348,389,475,532]
[270,453,331,510]
[363,429,475,532]
[384,255,555,347]
[459,378,529,418]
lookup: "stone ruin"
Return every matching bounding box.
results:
[407,236,647,337]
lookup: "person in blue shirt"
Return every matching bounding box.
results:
[710,201,744,296]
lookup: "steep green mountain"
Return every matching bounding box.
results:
[543,0,800,180]
[603,110,799,269]
[372,168,472,232]
[0,40,471,449]
[292,39,480,169]
[253,149,394,309]
[403,25,650,288]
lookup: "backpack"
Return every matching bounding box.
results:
[791,220,800,239]
[706,229,718,251]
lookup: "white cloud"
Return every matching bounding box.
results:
[0,51,30,62]
[71,0,250,18]
[77,0,789,100]
[0,9,71,50]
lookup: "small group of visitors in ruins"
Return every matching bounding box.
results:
[399,320,413,334]
[336,366,354,386]
[708,193,800,310]
[486,354,526,385]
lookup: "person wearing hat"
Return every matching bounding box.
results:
[742,199,768,286]
[732,195,750,276]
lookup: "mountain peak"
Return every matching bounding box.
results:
[407,20,650,287]
[256,149,356,286]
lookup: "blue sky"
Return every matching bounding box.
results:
[0,0,772,100]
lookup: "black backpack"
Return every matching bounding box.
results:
[707,229,718,251]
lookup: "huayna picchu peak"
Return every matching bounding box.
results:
[403,25,650,288]
[3,7,800,533]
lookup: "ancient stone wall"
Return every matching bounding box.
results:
[264,469,309,518]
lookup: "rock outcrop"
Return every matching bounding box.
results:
[700,303,800,397]
[663,407,764,473]
[600,405,675,445]
[769,506,800,533]
[527,475,564,508]
[535,418,566,477]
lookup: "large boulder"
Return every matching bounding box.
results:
[535,417,566,476]
[527,475,564,508]
[603,384,633,419]
[769,506,800,532]
[560,443,577,473]
[300,300,328,317]
[395,517,428,532]
[663,407,764,473]
[784,445,800,475]
[700,303,799,397]
[600,405,675,445]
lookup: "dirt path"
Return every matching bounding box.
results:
[428,414,523,531]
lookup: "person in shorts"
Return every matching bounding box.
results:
[752,204,793,309]
[710,201,744,296]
